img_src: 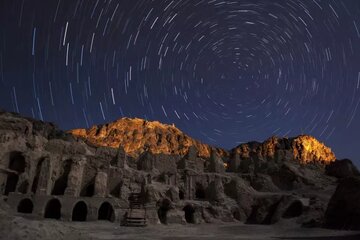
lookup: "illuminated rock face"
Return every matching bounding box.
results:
[70,118,226,158]
[70,118,335,166]
[230,135,336,167]
[291,135,336,164]
[0,110,350,228]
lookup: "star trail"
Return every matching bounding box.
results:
[0,0,359,163]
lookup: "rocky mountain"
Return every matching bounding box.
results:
[230,135,336,165]
[0,109,359,233]
[69,118,226,158]
[70,118,336,167]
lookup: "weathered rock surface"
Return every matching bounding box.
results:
[69,117,226,158]
[0,110,351,232]
[325,159,360,178]
[324,176,360,230]
[230,136,336,168]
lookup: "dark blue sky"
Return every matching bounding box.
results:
[0,0,359,165]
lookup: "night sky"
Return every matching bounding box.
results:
[0,0,359,164]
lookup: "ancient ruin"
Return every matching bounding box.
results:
[0,110,358,231]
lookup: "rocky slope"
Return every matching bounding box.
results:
[0,110,358,232]
[70,118,336,166]
[70,118,226,158]
[231,135,336,165]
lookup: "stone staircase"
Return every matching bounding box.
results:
[124,193,147,227]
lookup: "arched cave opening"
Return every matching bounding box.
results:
[232,208,241,221]
[4,152,26,195]
[183,205,195,224]
[157,199,171,224]
[110,182,122,198]
[18,180,29,194]
[282,201,303,219]
[51,160,72,195]
[72,201,88,222]
[5,174,19,195]
[31,158,45,194]
[17,198,34,214]
[98,202,115,222]
[44,199,61,219]
[9,152,26,172]
[179,190,185,200]
[80,181,95,197]
[195,183,206,200]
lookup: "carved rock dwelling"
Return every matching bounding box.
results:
[1,110,358,229]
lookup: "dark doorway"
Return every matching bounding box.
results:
[17,198,34,214]
[157,199,171,224]
[44,199,61,219]
[9,152,26,172]
[195,183,205,200]
[80,181,95,197]
[110,182,122,198]
[4,152,26,195]
[4,174,19,195]
[31,158,45,194]
[51,160,72,195]
[232,208,241,221]
[98,202,115,222]
[282,201,303,219]
[179,190,185,200]
[72,201,88,221]
[18,180,29,194]
[183,205,195,223]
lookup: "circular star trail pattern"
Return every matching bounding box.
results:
[0,0,360,160]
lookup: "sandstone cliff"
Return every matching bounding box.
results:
[70,117,336,165]
[69,118,226,158]
[0,110,354,231]
[230,135,336,165]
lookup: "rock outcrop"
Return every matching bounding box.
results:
[0,110,348,231]
[325,159,360,178]
[70,118,226,158]
[230,136,336,167]
[324,176,360,230]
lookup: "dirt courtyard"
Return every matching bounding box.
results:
[62,221,360,240]
[1,211,360,240]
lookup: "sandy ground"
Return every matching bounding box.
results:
[71,221,360,240]
[1,213,360,240]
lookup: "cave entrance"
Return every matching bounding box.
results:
[80,180,95,197]
[51,160,72,195]
[4,152,26,195]
[98,202,115,222]
[157,199,171,224]
[232,208,241,221]
[110,182,122,198]
[282,201,303,219]
[195,183,205,200]
[18,180,29,194]
[72,201,88,222]
[17,198,34,214]
[31,158,45,194]
[183,205,195,224]
[5,174,19,195]
[44,199,61,219]
[179,190,185,200]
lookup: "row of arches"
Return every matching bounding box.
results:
[17,198,115,222]
[176,183,206,201]
[3,153,125,200]
[3,153,70,196]
[4,152,26,195]
[4,155,100,198]
[157,202,196,224]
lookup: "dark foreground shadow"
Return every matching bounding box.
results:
[277,234,360,240]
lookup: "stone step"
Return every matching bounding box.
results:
[125,217,147,227]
